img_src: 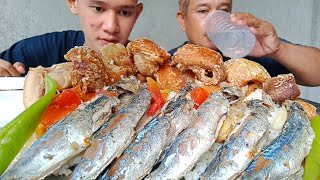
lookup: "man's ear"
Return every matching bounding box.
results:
[135,3,144,19]
[177,10,186,32]
[66,0,78,15]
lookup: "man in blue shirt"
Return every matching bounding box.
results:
[171,0,320,86]
[0,0,143,76]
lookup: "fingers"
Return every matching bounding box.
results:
[230,12,261,28]
[230,12,277,37]
[13,62,26,74]
[0,60,22,76]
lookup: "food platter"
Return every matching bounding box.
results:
[0,40,319,179]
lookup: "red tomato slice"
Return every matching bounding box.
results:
[35,88,82,136]
[147,77,166,117]
[190,87,209,109]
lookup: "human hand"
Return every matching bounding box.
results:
[230,12,281,57]
[0,59,25,76]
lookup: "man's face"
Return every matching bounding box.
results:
[178,0,232,50]
[73,0,142,53]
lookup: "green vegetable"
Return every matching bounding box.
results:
[303,115,320,180]
[0,76,56,175]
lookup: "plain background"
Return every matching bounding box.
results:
[0,0,319,102]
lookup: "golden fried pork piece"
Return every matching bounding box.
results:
[224,58,271,87]
[127,38,171,77]
[64,46,108,92]
[101,43,137,84]
[154,63,195,91]
[263,73,300,103]
[171,44,226,85]
[294,99,318,119]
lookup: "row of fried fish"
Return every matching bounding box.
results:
[1,76,315,180]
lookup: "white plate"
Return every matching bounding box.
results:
[0,77,25,90]
[0,77,25,127]
[0,90,24,127]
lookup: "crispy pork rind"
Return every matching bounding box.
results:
[127,38,171,77]
[294,99,318,119]
[224,58,271,87]
[171,44,226,85]
[154,63,195,91]
[64,46,107,92]
[263,73,300,103]
[100,43,137,84]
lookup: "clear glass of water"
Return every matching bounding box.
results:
[204,10,256,58]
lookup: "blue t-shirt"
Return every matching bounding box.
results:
[168,42,290,77]
[0,30,85,75]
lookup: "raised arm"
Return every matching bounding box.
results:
[231,12,320,86]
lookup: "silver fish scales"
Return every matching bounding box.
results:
[70,87,151,180]
[241,101,315,180]
[102,87,195,180]
[147,91,230,180]
[201,99,272,180]
[1,95,119,180]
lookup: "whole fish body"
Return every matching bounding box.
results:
[241,101,315,180]
[70,87,151,180]
[102,88,195,180]
[201,100,272,180]
[147,92,230,180]
[0,95,119,180]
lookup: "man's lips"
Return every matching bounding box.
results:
[98,38,118,45]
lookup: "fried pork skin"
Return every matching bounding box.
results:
[171,44,226,85]
[127,38,171,77]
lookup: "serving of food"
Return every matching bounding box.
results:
[0,38,319,180]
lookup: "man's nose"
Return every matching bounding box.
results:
[101,12,120,33]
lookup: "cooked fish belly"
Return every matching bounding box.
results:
[241,101,315,180]
[184,143,223,180]
[1,95,119,180]
[148,91,230,180]
[70,87,151,180]
[201,100,272,180]
[102,89,195,180]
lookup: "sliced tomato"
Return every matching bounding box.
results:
[190,87,210,109]
[35,87,82,137]
[147,77,166,117]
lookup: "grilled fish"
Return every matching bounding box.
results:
[70,87,151,180]
[147,92,230,179]
[201,99,272,180]
[1,95,119,180]
[241,101,315,180]
[102,87,195,180]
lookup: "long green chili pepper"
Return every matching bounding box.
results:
[0,75,56,175]
[303,115,320,180]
